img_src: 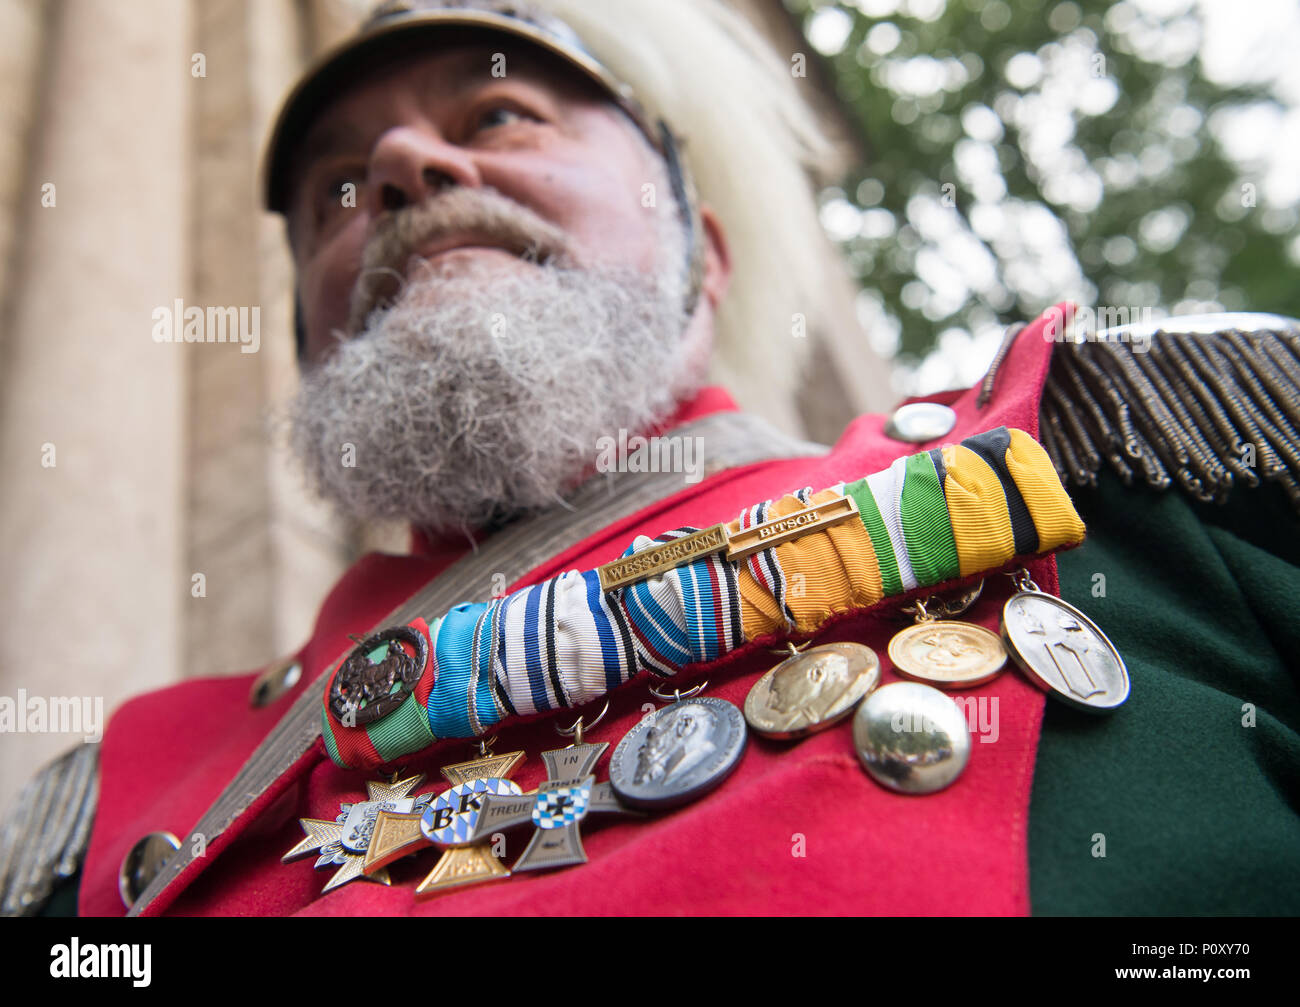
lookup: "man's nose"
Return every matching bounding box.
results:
[364,126,479,215]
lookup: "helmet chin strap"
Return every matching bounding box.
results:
[294,291,307,359]
[656,120,705,320]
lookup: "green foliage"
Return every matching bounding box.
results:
[795,0,1299,382]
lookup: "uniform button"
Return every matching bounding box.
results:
[853,682,971,794]
[885,402,956,443]
[249,657,303,708]
[119,831,180,910]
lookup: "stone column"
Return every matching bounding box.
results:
[0,0,191,817]
[247,0,359,658]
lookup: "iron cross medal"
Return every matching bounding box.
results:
[468,742,634,871]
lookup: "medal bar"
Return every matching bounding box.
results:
[596,495,861,592]
[597,524,730,592]
[725,495,859,561]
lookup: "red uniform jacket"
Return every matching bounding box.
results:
[80,306,1068,916]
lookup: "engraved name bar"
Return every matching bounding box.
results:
[725,495,859,562]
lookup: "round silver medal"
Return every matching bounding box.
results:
[852,682,971,794]
[609,696,747,810]
[1001,592,1129,713]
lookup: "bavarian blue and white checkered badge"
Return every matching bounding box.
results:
[421,777,523,846]
[531,777,595,830]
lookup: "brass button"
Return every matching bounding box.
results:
[885,402,956,443]
[118,831,180,910]
[249,657,303,708]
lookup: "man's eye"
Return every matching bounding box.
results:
[475,105,536,132]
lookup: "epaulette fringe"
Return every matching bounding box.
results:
[1040,323,1300,512]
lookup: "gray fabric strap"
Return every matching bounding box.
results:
[127,409,825,915]
[0,742,99,917]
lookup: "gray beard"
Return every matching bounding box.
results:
[287,256,694,538]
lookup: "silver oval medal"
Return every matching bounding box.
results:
[1001,591,1129,713]
[609,696,747,810]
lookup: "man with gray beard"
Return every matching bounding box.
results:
[288,186,699,536]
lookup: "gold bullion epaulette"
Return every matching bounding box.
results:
[989,313,1300,513]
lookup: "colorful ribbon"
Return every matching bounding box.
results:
[322,426,1086,769]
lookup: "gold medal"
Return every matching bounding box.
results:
[887,587,1007,690]
[362,743,526,897]
[744,641,880,739]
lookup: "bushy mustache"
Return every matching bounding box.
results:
[346,187,573,334]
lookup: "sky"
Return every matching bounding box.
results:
[808,0,1300,394]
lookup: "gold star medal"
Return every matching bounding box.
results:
[362,744,526,897]
[282,772,431,893]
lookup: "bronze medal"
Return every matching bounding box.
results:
[328,626,428,726]
[744,642,880,739]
